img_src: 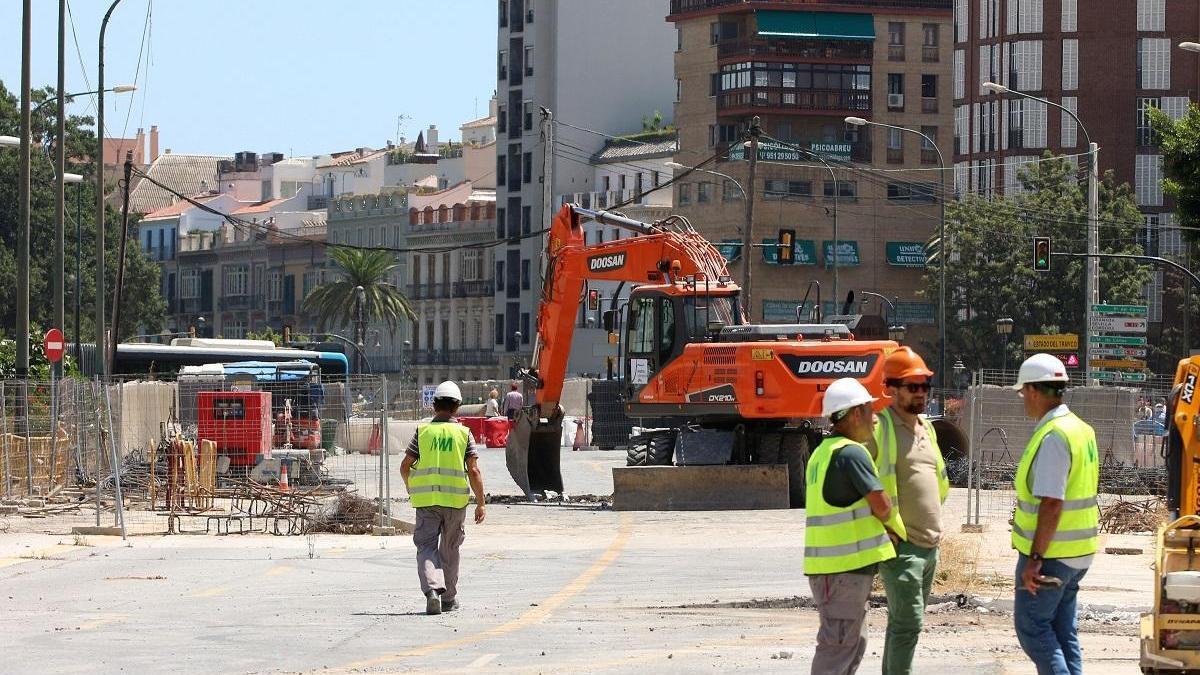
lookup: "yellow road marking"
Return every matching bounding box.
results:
[340,513,633,670]
[188,585,230,598]
[78,614,125,631]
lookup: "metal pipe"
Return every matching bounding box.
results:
[571,207,659,236]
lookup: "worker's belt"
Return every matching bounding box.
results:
[805,533,891,559]
[806,506,873,527]
[1015,496,1097,514]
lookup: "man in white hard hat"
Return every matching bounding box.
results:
[1009,354,1099,674]
[400,380,487,615]
[805,377,897,675]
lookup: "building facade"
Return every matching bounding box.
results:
[670,0,953,341]
[952,0,1200,326]
[494,0,677,373]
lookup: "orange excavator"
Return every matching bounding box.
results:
[505,204,900,506]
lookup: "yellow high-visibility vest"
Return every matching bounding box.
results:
[804,436,896,575]
[1011,411,1099,559]
[872,409,949,541]
[409,423,472,509]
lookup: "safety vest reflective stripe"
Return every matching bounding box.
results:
[803,436,896,575]
[410,423,472,509]
[807,505,874,527]
[1012,524,1098,542]
[805,533,892,559]
[410,467,468,479]
[1014,496,1097,513]
[1011,411,1100,559]
[408,484,472,495]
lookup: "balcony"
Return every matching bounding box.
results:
[717,38,871,61]
[888,44,905,61]
[671,0,952,15]
[718,88,871,114]
[407,283,456,300]
[887,148,904,164]
[453,280,495,298]
[219,295,264,311]
[921,148,940,165]
[410,349,499,366]
[921,97,938,114]
[307,196,329,210]
[922,45,940,62]
[177,297,207,315]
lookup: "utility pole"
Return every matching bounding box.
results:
[743,116,761,316]
[53,0,67,379]
[96,0,124,377]
[1084,142,1100,382]
[17,0,32,377]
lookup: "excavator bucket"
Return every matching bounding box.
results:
[505,406,565,498]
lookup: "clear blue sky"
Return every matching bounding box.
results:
[1,1,498,156]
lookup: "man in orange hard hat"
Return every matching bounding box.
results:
[867,347,949,675]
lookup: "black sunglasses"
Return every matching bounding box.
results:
[887,380,931,393]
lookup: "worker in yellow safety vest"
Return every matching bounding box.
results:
[867,346,949,675]
[1010,354,1099,674]
[400,381,487,615]
[806,377,897,675]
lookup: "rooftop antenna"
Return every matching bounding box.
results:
[395,114,411,147]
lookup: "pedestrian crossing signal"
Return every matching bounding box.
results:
[1033,236,1051,272]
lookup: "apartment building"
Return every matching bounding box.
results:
[952,0,1200,327]
[670,0,953,341]
[494,0,676,374]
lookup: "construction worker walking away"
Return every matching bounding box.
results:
[400,381,487,615]
[1010,354,1099,674]
[868,347,948,675]
[806,378,897,675]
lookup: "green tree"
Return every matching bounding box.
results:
[928,154,1151,371]
[301,247,414,333]
[1150,105,1200,364]
[0,81,165,343]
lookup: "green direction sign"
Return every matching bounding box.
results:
[716,238,742,263]
[1091,304,1149,316]
[886,242,927,268]
[1091,370,1148,382]
[1088,335,1148,346]
[764,239,818,265]
[823,240,861,267]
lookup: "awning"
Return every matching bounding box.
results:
[756,10,876,41]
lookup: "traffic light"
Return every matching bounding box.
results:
[778,229,796,265]
[588,289,600,311]
[1033,236,1051,272]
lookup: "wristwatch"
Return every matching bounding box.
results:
[1029,552,1045,562]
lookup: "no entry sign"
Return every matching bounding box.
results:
[44,328,65,363]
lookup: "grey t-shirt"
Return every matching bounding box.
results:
[1027,404,1092,569]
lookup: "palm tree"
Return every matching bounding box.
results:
[302,247,414,335]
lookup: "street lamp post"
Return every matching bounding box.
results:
[96,0,128,377]
[846,116,947,388]
[353,285,366,375]
[665,160,748,273]
[982,82,1097,381]
[996,317,1015,371]
[65,172,84,366]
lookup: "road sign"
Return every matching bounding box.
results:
[1090,304,1149,316]
[1024,334,1079,351]
[1091,370,1149,382]
[1091,316,1148,333]
[1089,359,1147,370]
[1088,335,1148,346]
[1045,353,1081,368]
[1088,346,1148,358]
[43,328,64,363]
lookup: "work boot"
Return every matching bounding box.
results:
[441,598,457,612]
[425,590,442,615]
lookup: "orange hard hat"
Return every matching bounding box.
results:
[883,346,934,381]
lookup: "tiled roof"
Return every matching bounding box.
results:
[129,153,228,214]
[461,115,497,129]
[593,133,678,163]
[141,194,222,221]
[231,197,291,215]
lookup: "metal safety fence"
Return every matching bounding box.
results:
[959,370,1169,527]
[0,374,392,536]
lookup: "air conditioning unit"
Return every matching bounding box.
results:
[888,93,905,108]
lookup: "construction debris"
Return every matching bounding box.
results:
[1098,497,1166,534]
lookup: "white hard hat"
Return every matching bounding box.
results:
[1011,353,1069,390]
[821,377,877,419]
[433,380,463,402]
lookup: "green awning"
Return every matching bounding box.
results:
[756,10,876,41]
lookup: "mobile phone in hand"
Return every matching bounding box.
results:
[1035,575,1063,588]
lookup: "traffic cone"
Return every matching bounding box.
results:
[279,463,290,491]
[368,421,382,455]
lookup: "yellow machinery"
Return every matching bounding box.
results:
[1141,357,1200,672]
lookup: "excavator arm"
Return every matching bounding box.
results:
[506,203,733,497]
